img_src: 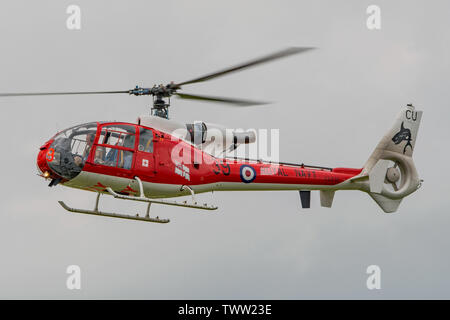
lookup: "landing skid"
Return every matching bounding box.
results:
[58,199,169,223]
[58,177,218,223]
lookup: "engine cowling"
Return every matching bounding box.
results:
[186,121,256,156]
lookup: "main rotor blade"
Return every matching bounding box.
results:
[0,90,129,97]
[175,47,315,87]
[175,92,269,106]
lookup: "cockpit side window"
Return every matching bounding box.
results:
[94,124,136,170]
[98,125,136,148]
[138,128,153,153]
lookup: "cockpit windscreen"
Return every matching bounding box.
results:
[47,122,98,179]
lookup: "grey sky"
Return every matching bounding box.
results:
[0,0,449,299]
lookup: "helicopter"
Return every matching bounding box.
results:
[0,47,423,223]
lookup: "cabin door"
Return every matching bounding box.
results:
[134,127,156,179]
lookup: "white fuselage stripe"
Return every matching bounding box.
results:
[63,171,358,199]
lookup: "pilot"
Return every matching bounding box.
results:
[82,133,95,162]
[74,155,83,167]
[74,132,95,167]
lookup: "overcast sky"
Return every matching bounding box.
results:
[0,0,449,299]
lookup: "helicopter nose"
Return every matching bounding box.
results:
[36,140,58,180]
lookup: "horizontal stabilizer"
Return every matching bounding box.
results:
[299,190,311,208]
[320,190,335,208]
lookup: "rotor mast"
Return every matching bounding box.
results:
[129,84,173,119]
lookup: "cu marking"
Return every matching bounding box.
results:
[406,109,417,121]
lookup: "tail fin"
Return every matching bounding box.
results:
[361,104,423,212]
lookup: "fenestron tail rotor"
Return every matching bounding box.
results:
[0,47,315,118]
[384,161,403,192]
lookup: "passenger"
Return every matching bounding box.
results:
[94,146,106,164]
[105,135,134,168]
[105,148,118,166]
[121,135,134,169]
[122,151,133,169]
[139,129,153,153]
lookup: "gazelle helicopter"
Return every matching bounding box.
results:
[0,47,423,223]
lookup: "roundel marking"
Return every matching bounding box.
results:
[240,165,256,183]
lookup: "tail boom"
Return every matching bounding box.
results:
[213,104,422,213]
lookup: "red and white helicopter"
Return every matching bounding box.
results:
[1,48,423,223]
